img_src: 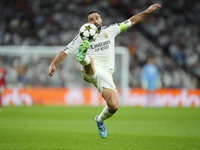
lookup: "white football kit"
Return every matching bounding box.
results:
[63,20,132,94]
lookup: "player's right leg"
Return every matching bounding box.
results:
[77,40,95,77]
[76,40,90,63]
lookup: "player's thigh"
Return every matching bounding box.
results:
[82,56,95,77]
[102,88,119,108]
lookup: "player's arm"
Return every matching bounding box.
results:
[119,4,161,32]
[48,50,67,77]
[130,4,161,25]
[48,34,81,77]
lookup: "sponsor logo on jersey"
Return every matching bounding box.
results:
[90,40,111,52]
[104,33,108,39]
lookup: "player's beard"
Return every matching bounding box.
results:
[95,23,102,32]
[98,25,101,32]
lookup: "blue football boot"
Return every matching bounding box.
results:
[95,115,107,139]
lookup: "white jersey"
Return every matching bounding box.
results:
[63,20,132,73]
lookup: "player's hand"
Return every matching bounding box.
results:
[146,4,161,13]
[48,65,56,77]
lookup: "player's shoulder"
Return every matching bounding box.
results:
[101,23,120,30]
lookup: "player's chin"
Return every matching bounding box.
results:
[96,25,101,31]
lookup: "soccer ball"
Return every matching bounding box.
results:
[79,23,98,42]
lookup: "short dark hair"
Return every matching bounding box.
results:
[86,10,100,19]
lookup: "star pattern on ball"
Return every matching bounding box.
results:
[80,32,84,38]
[88,34,94,41]
[86,25,93,31]
[79,23,98,42]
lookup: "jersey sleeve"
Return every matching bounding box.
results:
[119,19,132,32]
[110,19,132,37]
[109,23,121,37]
[62,34,83,55]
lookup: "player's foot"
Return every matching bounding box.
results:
[94,115,107,139]
[76,40,89,62]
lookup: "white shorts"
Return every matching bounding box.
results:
[81,65,117,95]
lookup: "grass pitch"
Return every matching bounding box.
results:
[0,106,200,150]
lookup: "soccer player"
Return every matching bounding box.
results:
[48,4,161,139]
[141,57,162,107]
[0,59,5,111]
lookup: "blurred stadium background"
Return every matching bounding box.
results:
[0,0,200,107]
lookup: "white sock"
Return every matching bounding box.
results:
[80,55,90,66]
[97,106,113,123]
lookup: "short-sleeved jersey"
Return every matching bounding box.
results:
[63,23,123,73]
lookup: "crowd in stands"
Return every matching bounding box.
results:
[0,0,199,88]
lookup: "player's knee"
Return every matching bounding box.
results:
[109,101,119,113]
[112,104,119,112]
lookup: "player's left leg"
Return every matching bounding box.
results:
[80,63,118,139]
[97,88,119,122]
[95,88,119,139]
[102,88,119,114]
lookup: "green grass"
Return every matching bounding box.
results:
[0,106,200,150]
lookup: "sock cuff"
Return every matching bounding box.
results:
[80,55,90,66]
[97,105,114,123]
[96,118,103,125]
[105,105,116,115]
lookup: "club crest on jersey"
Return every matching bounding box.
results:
[104,33,108,39]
